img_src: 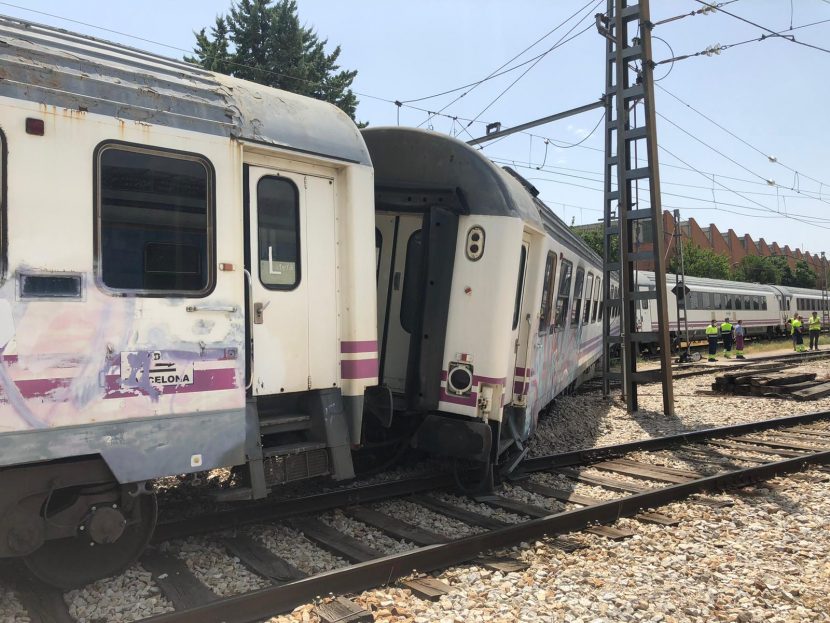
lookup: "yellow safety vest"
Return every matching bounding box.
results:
[720,322,733,334]
[791,319,802,334]
[705,325,719,336]
[809,316,821,331]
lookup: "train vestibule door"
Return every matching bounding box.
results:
[246,166,337,395]
[510,236,532,406]
[375,212,424,394]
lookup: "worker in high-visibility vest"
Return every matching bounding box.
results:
[792,314,806,352]
[705,320,719,362]
[734,319,746,359]
[720,317,734,359]
[809,311,821,351]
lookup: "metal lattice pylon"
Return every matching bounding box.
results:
[600,0,674,414]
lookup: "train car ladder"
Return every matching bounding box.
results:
[599,0,674,414]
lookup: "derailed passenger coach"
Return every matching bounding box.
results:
[0,17,377,587]
[364,127,619,477]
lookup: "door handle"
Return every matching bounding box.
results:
[254,301,270,324]
[243,269,254,391]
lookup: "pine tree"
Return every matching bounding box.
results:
[189,0,360,121]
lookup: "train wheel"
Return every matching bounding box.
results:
[23,492,157,589]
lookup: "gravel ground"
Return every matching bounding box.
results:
[528,358,830,457]
[271,467,830,623]
[0,586,27,622]
[320,510,412,554]
[373,500,483,538]
[162,537,270,597]
[64,564,173,622]
[248,524,345,576]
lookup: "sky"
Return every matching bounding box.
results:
[3,0,829,255]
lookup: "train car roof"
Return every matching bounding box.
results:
[0,15,370,165]
[362,126,602,267]
[635,271,778,294]
[774,284,825,297]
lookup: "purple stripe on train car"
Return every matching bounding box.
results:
[15,377,73,398]
[340,340,379,354]
[513,381,526,395]
[514,367,534,377]
[105,367,238,399]
[2,354,19,364]
[439,388,478,407]
[341,358,379,379]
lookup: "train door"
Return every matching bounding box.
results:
[375,206,458,409]
[376,213,423,393]
[511,235,531,405]
[246,165,337,395]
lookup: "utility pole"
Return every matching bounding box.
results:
[599,0,674,414]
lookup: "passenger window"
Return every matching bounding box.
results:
[762,297,768,311]
[592,277,601,322]
[570,268,585,325]
[725,294,733,310]
[258,176,300,289]
[554,260,573,328]
[734,296,742,310]
[401,230,423,333]
[97,145,212,294]
[753,296,760,310]
[743,295,751,310]
[513,246,528,331]
[539,251,557,332]
[583,273,594,324]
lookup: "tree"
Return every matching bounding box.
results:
[793,260,817,288]
[574,228,619,262]
[668,244,731,280]
[731,255,780,284]
[189,0,361,121]
[766,256,796,286]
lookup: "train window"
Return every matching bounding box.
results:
[592,277,601,322]
[762,297,768,311]
[571,267,585,325]
[725,294,733,310]
[258,176,301,289]
[97,145,213,294]
[583,273,594,324]
[753,296,760,310]
[734,295,742,311]
[401,230,424,333]
[512,245,528,331]
[539,251,557,332]
[743,295,751,310]
[554,260,573,328]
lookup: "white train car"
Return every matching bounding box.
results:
[363,128,618,474]
[634,272,829,346]
[0,18,377,587]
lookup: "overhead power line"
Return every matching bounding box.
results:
[692,0,830,55]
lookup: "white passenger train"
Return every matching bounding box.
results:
[0,18,622,588]
[364,128,619,475]
[635,271,828,348]
[0,18,377,587]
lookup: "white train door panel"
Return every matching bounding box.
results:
[247,166,337,395]
[376,213,422,393]
[511,236,531,405]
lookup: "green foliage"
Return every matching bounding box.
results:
[793,259,817,288]
[668,244,731,280]
[575,228,619,262]
[189,0,361,121]
[732,254,781,284]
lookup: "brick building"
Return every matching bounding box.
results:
[573,211,829,286]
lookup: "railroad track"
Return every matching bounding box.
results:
[5,410,830,623]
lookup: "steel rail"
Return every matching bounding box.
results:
[153,473,455,542]
[521,408,830,472]
[145,445,830,623]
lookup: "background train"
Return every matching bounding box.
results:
[636,271,828,350]
[0,17,612,588]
